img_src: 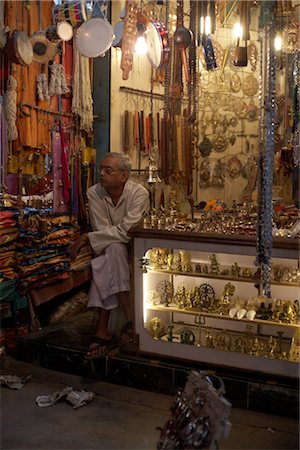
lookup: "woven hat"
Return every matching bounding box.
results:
[30,31,57,64]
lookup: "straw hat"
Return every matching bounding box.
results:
[30,31,57,64]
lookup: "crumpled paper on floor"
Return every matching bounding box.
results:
[36,386,94,409]
[0,374,32,389]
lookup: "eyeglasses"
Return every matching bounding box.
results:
[99,166,122,175]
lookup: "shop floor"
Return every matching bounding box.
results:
[15,311,299,419]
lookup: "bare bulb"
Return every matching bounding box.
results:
[200,16,211,35]
[200,16,204,35]
[234,22,243,39]
[205,16,211,35]
[274,35,282,51]
[135,36,148,55]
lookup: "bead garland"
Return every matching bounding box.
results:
[256,1,276,298]
[163,0,170,117]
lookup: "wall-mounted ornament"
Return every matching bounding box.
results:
[120,0,138,80]
[30,31,57,64]
[242,74,259,97]
[235,98,248,119]
[227,155,242,178]
[76,17,114,58]
[5,30,33,66]
[229,133,236,145]
[199,159,211,188]
[147,20,170,70]
[230,73,241,93]
[233,41,248,67]
[199,136,213,157]
[282,25,299,53]
[45,22,73,42]
[212,135,228,153]
[52,0,87,27]
[248,42,258,71]
[112,21,124,48]
[246,100,259,122]
[229,116,238,127]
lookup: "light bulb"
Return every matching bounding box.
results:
[205,16,211,35]
[135,35,148,55]
[274,34,282,51]
[200,16,204,35]
[234,22,243,39]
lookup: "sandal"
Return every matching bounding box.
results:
[85,337,116,360]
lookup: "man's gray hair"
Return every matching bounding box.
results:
[104,152,132,173]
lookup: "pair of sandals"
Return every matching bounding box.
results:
[85,321,134,360]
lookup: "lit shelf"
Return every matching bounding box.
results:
[146,268,299,287]
[146,304,300,329]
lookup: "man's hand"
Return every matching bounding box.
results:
[70,233,90,260]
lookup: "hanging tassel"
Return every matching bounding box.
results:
[4,75,18,142]
[49,64,70,97]
[36,73,50,103]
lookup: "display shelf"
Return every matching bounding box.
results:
[146,304,300,330]
[146,268,299,287]
[130,229,299,378]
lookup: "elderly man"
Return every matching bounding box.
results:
[71,152,149,359]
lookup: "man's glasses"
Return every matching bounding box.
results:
[99,166,122,175]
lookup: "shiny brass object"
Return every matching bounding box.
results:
[148,317,165,339]
[209,254,220,275]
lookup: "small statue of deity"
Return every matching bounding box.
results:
[210,254,220,274]
[205,329,215,348]
[267,336,277,359]
[231,262,241,278]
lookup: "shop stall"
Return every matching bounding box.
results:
[0,0,299,377]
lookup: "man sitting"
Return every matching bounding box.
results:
[71,152,149,359]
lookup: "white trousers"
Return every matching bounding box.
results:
[87,243,130,310]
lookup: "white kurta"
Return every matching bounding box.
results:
[87,180,150,255]
[87,180,149,309]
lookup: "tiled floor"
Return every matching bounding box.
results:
[1,357,299,450]
[15,311,299,420]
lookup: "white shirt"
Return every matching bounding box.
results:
[87,180,149,255]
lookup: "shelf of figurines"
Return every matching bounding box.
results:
[145,267,300,288]
[142,264,299,367]
[140,301,300,376]
[145,303,300,330]
[144,318,299,364]
[144,291,300,363]
[132,231,299,376]
[140,202,300,241]
[142,247,300,289]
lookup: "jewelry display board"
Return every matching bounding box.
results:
[130,228,299,378]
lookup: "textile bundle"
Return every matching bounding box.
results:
[15,210,83,295]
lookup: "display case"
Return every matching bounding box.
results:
[130,228,299,378]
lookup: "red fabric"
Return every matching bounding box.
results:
[59,122,71,202]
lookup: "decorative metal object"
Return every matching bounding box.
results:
[157,279,174,305]
[242,74,259,97]
[148,316,165,339]
[180,328,195,345]
[230,73,241,93]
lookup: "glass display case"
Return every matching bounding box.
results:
[131,228,299,378]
